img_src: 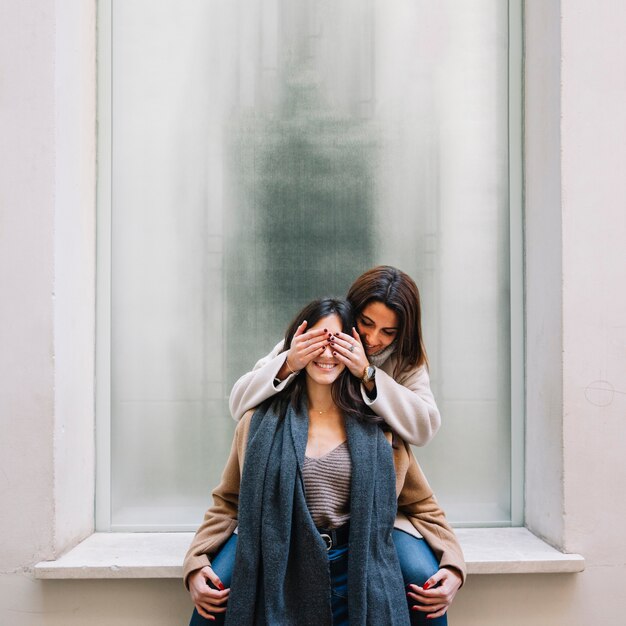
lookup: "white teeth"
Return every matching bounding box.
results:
[315,362,336,370]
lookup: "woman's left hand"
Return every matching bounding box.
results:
[331,328,369,380]
[407,567,463,620]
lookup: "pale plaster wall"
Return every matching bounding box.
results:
[1,1,626,625]
[0,0,56,573]
[52,0,97,554]
[524,0,564,548]
[560,0,626,566]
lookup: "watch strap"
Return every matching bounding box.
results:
[362,365,375,384]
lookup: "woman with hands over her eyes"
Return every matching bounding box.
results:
[184,298,465,625]
[228,267,455,618]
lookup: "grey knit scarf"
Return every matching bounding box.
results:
[224,400,410,626]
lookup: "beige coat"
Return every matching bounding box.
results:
[183,412,466,588]
[228,340,441,446]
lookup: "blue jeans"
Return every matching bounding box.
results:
[189,530,446,625]
[328,544,349,625]
[393,529,448,626]
[188,534,349,625]
[189,533,238,626]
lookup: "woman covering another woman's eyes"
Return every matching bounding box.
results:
[229,265,440,449]
[356,300,399,356]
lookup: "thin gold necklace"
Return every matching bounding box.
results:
[309,404,337,415]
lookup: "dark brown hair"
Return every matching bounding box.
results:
[346,266,428,377]
[270,298,381,425]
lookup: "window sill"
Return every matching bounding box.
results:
[33,527,585,580]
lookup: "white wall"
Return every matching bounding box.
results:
[0,0,97,618]
[1,0,57,573]
[1,1,626,624]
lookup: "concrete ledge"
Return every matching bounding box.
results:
[455,527,585,574]
[34,532,189,579]
[34,527,585,579]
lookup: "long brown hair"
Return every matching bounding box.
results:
[347,266,428,377]
[270,298,381,425]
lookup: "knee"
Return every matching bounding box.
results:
[401,558,438,587]
[393,532,439,587]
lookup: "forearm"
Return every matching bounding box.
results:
[183,519,237,588]
[361,366,441,446]
[228,341,294,421]
[401,497,465,584]
[399,502,465,583]
[184,425,244,587]
[397,444,466,583]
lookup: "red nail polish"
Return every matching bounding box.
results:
[423,582,430,590]
[333,351,337,356]
[323,328,327,332]
[217,582,225,591]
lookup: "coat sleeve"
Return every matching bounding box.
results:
[362,363,441,446]
[396,442,467,584]
[228,339,296,421]
[182,417,249,588]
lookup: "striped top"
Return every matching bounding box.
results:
[303,441,352,529]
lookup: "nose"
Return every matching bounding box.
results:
[321,342,334,358]
[367,330,380,345]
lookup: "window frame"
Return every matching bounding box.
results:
[95,0,525,532]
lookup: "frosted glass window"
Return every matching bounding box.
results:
[103,0,517,530]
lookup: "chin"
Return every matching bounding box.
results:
[312,372,341,385]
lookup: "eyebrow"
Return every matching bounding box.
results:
[360,314,398,331]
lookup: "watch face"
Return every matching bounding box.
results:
[366,366,375,381]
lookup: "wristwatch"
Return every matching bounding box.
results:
[361,365,376,384]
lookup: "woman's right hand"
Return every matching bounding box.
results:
[281,321,329,374]
[188,566,229,622]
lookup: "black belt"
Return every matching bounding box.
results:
[317,523,350,551]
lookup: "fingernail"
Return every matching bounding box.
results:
[324,328,327,332]
[217,582,225,591]
[333,351,337,356]
[423,581,430,590]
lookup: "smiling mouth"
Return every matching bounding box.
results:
[314,362,337,370]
